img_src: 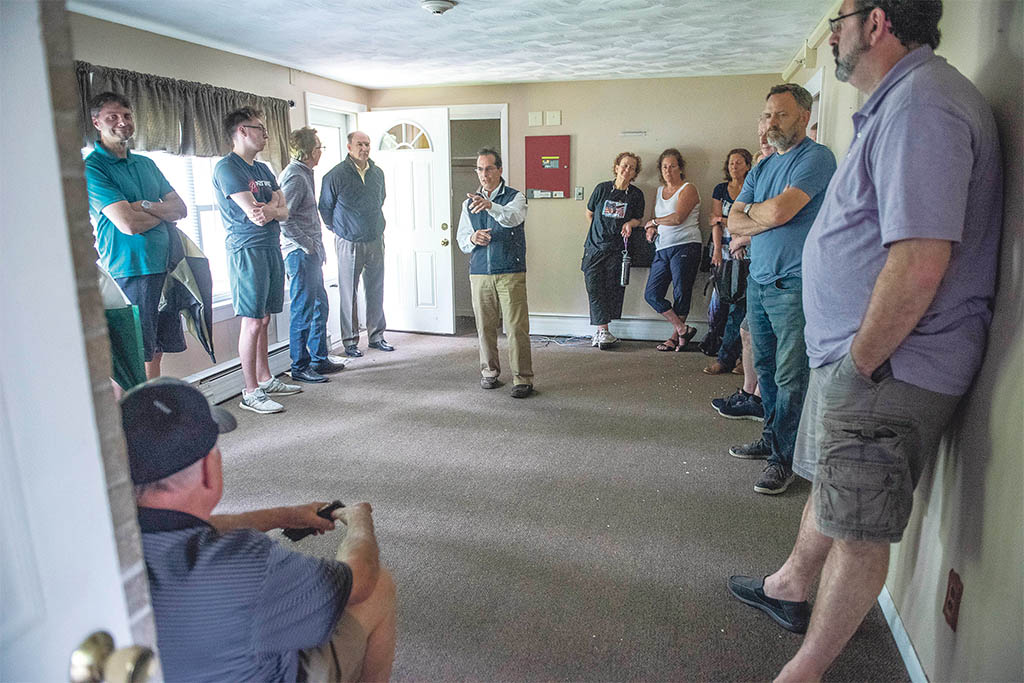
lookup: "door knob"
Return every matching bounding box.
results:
[70,631,157,683]
[440,239,450,247]
[441,223,449,230]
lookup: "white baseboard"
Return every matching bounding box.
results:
[184,341,293,405]
[528,312,708,342]
[878,586,928,683]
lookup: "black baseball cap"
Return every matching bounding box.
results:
[121,378,236,485]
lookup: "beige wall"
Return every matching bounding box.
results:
[797,2,1024,681]
[371,74,780,323]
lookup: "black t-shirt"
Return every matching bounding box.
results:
[583,181,645,256]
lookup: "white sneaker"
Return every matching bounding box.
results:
[592,329,604,347]
[260,376,302,396]
[598,330,619,350]
[240,388,284,414]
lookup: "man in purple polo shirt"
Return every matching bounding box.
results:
[728,1,1002,679]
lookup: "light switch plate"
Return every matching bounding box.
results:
[545,110,561,126]
[528,111,543,126]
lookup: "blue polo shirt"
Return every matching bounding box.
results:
[803,46,1002,395]
[213,152,281,251]
[138,507,352,682]
[738,137,836,284]
[84,142,173,278]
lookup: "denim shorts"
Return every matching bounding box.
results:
[793,352,959,542]
[229,247,285,318]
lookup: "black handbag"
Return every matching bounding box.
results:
[699,234,714,272]
[713,257,750,305]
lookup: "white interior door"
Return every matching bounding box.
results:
[1,1,135,679]
[358,108,454,334]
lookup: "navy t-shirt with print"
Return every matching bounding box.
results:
[213,152,281,251]
[583,181,645,259]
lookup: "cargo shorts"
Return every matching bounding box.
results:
[793,353,960,542]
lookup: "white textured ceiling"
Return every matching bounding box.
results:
[68,0,832,89]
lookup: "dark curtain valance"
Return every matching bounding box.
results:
[76,61,290,171]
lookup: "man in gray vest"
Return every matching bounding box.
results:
[318,131,393,357]
[457,148,534,398]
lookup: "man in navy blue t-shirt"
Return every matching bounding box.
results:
[727,84,837,495]
[213,107,302,414]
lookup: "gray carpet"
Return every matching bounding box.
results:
[216,329,909,682]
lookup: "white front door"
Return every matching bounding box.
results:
[1,1,136,679]
[358,108,454,334]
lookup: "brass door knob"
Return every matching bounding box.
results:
[441,222,449,230]
[440,238,450,247]
[70,631,157,683]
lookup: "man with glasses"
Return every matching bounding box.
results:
[456,148,534,398]
[319,131,393,358]
[278,127,344,384]
[729,1,1001,679]
[85,91,189,382]
[726,83,837,495]
[213,107,302,414]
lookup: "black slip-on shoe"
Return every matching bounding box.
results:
[312,359,345,375]
[369,340,395,352]
[289,366,329,383]
[344,346,363,358]
[728,575,810,634]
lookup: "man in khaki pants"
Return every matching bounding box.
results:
[456,148,534,398]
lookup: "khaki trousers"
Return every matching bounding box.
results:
[470,272,534,386]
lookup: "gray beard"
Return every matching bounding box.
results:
[834,42,867,83]
[768,130,797,153]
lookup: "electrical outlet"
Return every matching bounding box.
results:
[574,186,584,200]
[942,568,963,632]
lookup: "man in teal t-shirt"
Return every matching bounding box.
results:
[84,92,189,381]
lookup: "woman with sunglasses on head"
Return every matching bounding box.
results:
[642,148,702,352]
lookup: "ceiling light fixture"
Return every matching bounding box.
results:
[421,0,456,15]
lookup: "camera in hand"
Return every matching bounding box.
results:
[283,500,345,542]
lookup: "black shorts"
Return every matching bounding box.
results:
[116,273,186,362]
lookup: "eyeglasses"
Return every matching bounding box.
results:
[314,145,327,151]
[828,6,873,33]
[475,166,498,173]
[242,124,268,134]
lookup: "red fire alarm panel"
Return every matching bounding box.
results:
[525,135,570,199]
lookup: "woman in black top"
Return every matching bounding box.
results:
[582,152,645,349]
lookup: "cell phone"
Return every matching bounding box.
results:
[282,500,345,542]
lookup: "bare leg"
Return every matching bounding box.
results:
[238,316,263,392]
[145,351,162,380]
[763,494,832,602]
[741,325,760,396]
[347,568,397,683]
[775,539,890,682]
[255,315,272,384]
[660,309,689,338]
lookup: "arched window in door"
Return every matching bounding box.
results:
[380,123,432,151]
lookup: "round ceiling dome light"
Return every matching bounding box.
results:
[421,0,456,15]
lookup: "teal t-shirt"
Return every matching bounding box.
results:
[737,137,836,285]
[212,153,281,251]
[84,143,173,278]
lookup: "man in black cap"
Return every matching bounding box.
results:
[122,378,395,681]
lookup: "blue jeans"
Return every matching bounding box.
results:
[716,299,746,368]
[747,275,809,470]
[285,249,330,371]
[643,242,701,317]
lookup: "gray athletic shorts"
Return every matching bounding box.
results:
[297,611,367,682]
[793,353,959,543]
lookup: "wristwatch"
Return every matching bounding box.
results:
[743,203,754,216]
[140,200,153,211]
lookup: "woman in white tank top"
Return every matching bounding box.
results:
[642,149,703,352]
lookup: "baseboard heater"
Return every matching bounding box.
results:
[184,341,292,405]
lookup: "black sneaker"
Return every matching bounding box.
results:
[480,376,502,390]
[729,437,771,460]
[715,390,764,422]
[754,463,795,495]
[728,575,810,633]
